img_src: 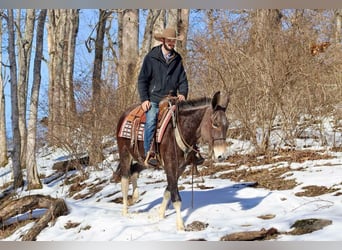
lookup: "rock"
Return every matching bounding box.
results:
[185,220,209,231]
[220,227,279,241]
[288,218,332,235]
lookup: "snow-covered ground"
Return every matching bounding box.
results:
[1,119,342,241]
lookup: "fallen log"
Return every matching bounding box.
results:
[220,227,279,241]
[0,194,68,241]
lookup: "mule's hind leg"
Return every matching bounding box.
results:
[121,176,129,216]
[131,171,139,204]
[119,151,133,216]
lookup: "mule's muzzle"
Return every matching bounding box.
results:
[213,143,228,163]
[217,155,225,162]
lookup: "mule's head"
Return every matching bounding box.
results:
[201,91,229,162]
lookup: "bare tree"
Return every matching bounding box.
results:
[17,9,35,166]
[118,9,139,96]
[166,9,190,57]
[177,9,190,60]
[0,13,9,167]
[139,10,162,57]
[26,9,47,190]
[47,9,63,145]
[167,9,178,28]
[89,9,110,166]
[46,9,78,146]
[7,9,24,188]
[151,9,166,48]
[64,9,79,126]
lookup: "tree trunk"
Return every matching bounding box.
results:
[118,9,139,102]
[335,9,342,43]
[63,9,79,144]
[248,9,282,153]
[7,9,24,188]
[0,15,9,167]
[140,9,162,58]
[54,10,67,143]
[250,9,282,50]
[47,10,56,144]
[26,9,47,190]
[47,10,78,146]
[89,9,109,166]
[17,9,35,167]
[177,9,190,61]
[65,9,78,117]
[167,9,178,29]
[0,195,68,241]
[151,9,166,48]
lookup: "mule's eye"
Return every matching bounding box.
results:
[212,122,219,128]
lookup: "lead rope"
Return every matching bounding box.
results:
[191,163,194,209]
[170,100,181,198]
[170,100,195,209]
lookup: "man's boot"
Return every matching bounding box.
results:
[144,151,159,167]
[194,152,205,165]
[194,145,205,165]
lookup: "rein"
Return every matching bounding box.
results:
[173,102,200,158]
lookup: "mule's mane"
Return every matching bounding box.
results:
[178,97,212,110]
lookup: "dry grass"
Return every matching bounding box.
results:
[186,149,337,192]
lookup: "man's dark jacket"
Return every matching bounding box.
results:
[138,45,188,103]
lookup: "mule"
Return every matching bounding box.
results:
[116,91,230,230]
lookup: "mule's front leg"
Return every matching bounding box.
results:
[159,190,171,219]
[173,201,185,231]
[159,189,184,230]
[121,176,129,216]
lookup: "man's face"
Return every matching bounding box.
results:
[163,39,176,51]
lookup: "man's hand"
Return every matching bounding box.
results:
[178,94,186,101]
[141,100,151,112]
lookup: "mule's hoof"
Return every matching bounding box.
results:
[177,223,185,231]
[122,209,128,216]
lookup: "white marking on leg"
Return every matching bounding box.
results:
[173,201,184,231]
[121,176,129,216]
[159,190,170,219]
[131,172,139,204]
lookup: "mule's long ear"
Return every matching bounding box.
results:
[212,91,230,111]
[211,91,221,110]
[218,92,230,110]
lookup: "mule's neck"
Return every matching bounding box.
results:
[177,105,209,145]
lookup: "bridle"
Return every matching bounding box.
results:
[173,100,226,157]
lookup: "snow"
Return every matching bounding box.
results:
[1,132,342,241]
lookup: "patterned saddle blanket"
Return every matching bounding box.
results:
[118,99,176,143]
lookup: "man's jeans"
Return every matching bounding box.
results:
[144,102,159,156]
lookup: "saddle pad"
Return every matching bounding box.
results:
[118,105,176,143]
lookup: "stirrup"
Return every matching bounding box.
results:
[144,151,159,167]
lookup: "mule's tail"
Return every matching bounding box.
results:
[111,162,146,183]
[111,163,122,183]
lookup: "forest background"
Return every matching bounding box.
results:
[0,9,341,192]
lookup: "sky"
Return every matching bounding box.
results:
[2,9,99,139]
[0,117,341,241]
[2,9,191,139]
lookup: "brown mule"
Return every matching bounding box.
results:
[116,91,230,230]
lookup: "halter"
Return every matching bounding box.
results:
[171,100,200,159]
